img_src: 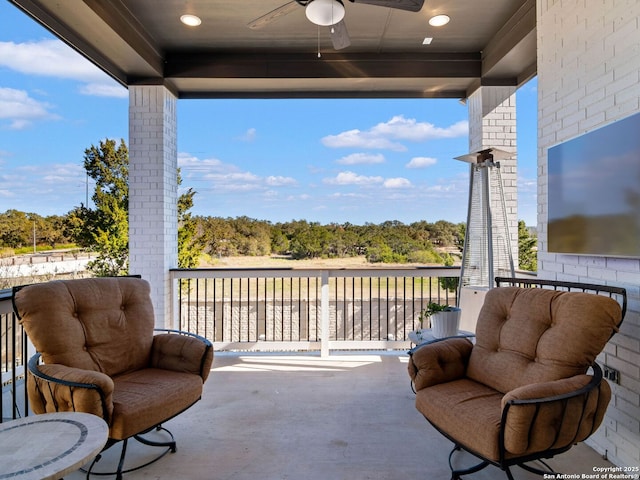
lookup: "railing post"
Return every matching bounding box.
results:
[320,270,330,358]
[170,275,179,330]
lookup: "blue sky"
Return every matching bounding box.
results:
[0,1,538,226]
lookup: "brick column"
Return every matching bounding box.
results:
[467,86,518,266]
[128,86,178,328]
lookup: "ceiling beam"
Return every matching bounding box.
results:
[481,0,536,79]
[173,88,471,100]
[163,52,482,80]
[82,0,165,76]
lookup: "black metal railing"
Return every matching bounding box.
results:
[170,267,461,354]
[0,288,29,422]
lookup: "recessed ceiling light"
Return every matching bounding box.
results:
[422,37,433,45]
[429,14,450,27]
[180,14,202,27]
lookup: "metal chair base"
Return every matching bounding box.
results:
[84,425,176,480]
[448,444,557,480]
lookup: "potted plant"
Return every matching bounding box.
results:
[416,302,462,339]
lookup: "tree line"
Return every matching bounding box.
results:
[0,138,537,273]
[196,217,464,264]
[0,209,464,264]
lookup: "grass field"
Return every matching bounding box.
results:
[202,254,453,269]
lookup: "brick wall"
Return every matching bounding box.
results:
[537,0,640,467]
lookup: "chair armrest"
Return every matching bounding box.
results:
[151,329,214,382]
[501,367,611,456]
[27,353,114,423]
[407,337,473,391]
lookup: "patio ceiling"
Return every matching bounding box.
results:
[10,0,536,99]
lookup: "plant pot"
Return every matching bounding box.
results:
[430,308,461,338]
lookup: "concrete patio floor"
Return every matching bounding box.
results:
[66,351,614,480]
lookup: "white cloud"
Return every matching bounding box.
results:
[0,172,19,198]
[79,83,127,98]
[0,40,102,80]
[205,172,260,183]
[322,128,407,151]
[426,184,454,193]
[406,156,437,169]
[329,192,368,199]
[0,161,87,208]
[411,172,469,200]
[0,87,58,129]
[266,175,297,186]
[383,177,412,188]
[286,193,311,201]
[41,163,85,184]
[336,152,385,165]
[518,175,537,193]
[179,152,300,193]
[237,128,257,142]
[203,174,262,192]
[321,116,468,151]
[178,153,230,174]
[0,40,125,98]
[371,116,467,141]
[307,165,326,175]
[6,119,30,130]
[324,171,384,186]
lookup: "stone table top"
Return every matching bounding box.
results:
[0,412,108,480]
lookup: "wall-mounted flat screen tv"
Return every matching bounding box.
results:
[548,111,640,258]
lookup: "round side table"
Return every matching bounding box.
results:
[0,412,108,480]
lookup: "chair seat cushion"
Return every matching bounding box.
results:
[415,378,503,462]
[110,368,203,440]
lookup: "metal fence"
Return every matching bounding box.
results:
[170,266,461,355]
[0,289,28,422]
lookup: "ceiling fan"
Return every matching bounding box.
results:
[248,0,425,51]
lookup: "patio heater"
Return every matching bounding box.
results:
[455,148,515,326]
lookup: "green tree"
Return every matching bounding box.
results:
[289,222,330,259]
[177,171,204,268]
[270,225,290,254]
[0,210,72,251]
[0,210,33,248]
[231,216,272,256]
[38,214,68,249]
[518,220,537,271]
[199,216,238,257]
[64,206,95,248]
[83,139,130,276]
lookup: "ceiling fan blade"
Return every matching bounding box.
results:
[330,20,351,50]
[248,1,300,29]
[349,0,424,12]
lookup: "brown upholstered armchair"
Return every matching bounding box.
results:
[12,277,213,479]
[407,278,626,480]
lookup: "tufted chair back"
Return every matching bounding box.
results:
[16,277,155,377]
[467,286,622,394]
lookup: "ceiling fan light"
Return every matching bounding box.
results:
[306,0,345,26]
